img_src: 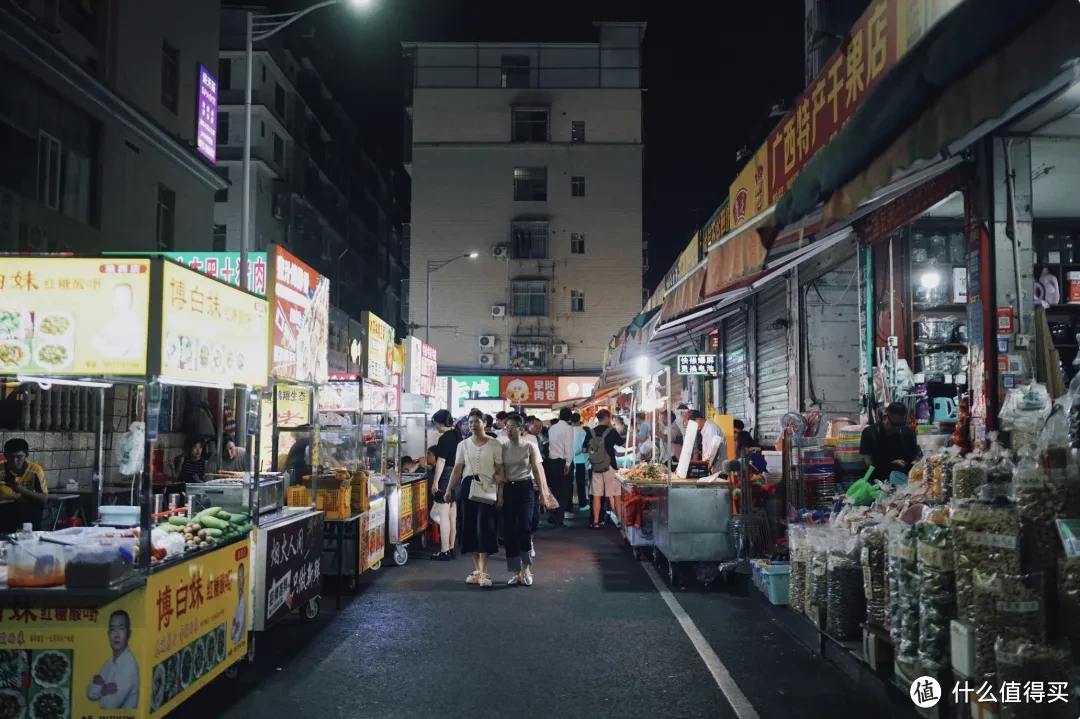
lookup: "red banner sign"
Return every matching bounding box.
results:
[768,0,902,203]
[857,165,966,246]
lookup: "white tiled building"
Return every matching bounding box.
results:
[403,23,645,373]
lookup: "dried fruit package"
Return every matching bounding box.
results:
[861,527,888,630]
[994,638,1073,719]
[972,571,1045,684]
[917,515,955,669]
[826,535,865,640]
[952,500,1020,624]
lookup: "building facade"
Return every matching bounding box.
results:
[403,22,645,373]
[0,0,227,254]
[217,7,407,332]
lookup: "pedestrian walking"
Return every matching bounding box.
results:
[500,415,551,586]
[571,413,591,513]
[583,410,625,529]
[545,408,576,524]
[429,409,460,561]
[444,414,504,587]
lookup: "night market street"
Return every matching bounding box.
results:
[172,521,904,719]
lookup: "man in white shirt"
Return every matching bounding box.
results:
[545,408,577,525]
[87,610,140,710]
[688,410,727,471]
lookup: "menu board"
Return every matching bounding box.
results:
[359,311,393,385]
[0,258,151,375]
[318,381,361,412]
[404,336,438,397]
[268,246,329,384]
[261,513,323,629]
[160,262,269,387]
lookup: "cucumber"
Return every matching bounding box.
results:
[235,523,252,535]
[168,516,189,526]
[216,509,232,520]
[228,513,249,525]
[204,528,223,538]
[198,514,228,530]
[201,506,222,517]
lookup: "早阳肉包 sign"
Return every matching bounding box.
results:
[0,540,251,718]
[359,311,394,386]
[260,512,324,630]
[0,258,151,376]
[404,336,438,397]
[728,144,770,229]
[268,246,329,384]
[766,0,912,203]
[196,65,218,164]
[159,262,269,388]
[501,375,558,406]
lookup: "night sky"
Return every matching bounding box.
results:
[264,0,806,288]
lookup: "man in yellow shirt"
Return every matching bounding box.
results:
[1,438,48,532]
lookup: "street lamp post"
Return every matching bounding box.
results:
[425,253,478,344]
[239,0,371,290]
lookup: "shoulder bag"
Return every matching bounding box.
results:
[467,439,498,505]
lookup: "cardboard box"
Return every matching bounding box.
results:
[862,626,893,675]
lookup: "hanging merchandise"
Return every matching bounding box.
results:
[116,421,146,476]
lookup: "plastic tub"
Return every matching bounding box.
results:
[763,564,791,606]
[97,505,140,526]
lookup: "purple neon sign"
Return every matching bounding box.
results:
[196,65,218,163]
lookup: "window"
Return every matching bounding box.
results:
[260,120,265,138]
[161,41,179,113]
[60,148,91,223]
[219,58,232,90]
[571,232,586,254]
[571,175,586,197]
[571,121,586,143]
[509,339,548,370]
[213,224,227,251]
[273,133,284,166]
[37,131,61,210]
[512,108,548,142]
[218,111,229,143]
[500,55,531,88]
[156,185,176,251]
[571,290,585,313]
[510,220,548,259]
[513,167,546,202]
[512,280,548,317]
[274,83,286,116]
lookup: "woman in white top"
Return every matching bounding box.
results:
[445,414,505,587]
[500,415,550,586]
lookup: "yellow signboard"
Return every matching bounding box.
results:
[0,258,151,375]
[728,144,770,230]
[259,385,311,472]
[1,541,250,718]
[160,262,269,388]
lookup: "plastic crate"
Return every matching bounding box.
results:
[316,482,352,520]
[287,485,311,507]
[762,564,790,605]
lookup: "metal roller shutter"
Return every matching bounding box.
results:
[755,281,789,446]
[723,312,749,422]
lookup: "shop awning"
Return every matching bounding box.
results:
[660,265,707,322]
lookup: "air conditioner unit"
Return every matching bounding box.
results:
[479,353,495,367]
[493,244,510,259]
[478,335,496,349]
[552,342,569,356]
[491,305,506,318]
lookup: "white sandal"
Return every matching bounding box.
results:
[478,573,493,588]
[465,571,481,584]
[522,571,534,587]
[507,574,522,586]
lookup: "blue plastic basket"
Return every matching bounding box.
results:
[762,564,790,605]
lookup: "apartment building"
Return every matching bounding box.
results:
[0,0,227,253]
[216,7,407,332]
[403,22,645,373]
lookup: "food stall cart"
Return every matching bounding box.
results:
[385,336,437,566]
[0,255,266,718]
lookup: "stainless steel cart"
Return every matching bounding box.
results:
[616,476,660,559]
[652,481,735,584]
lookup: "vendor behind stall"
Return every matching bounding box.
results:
[172,436,208,484]
[1,438,48,532]
[207,435,247,474]
[859,402,921,483]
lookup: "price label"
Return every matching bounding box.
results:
[970,531,1017,550]
[996,600,1039,613]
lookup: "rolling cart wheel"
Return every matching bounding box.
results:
[245,633,256,664]
[652,546,659,564]
[225,663,242,680]
[302,597,321,621]
[632,547,642,561]
[371,560,382,571]
[345,575,358,592]
[393,544,409,567]
[668,561,679,586]
[419,532,428,549]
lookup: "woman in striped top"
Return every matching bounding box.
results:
[174,436,208,484]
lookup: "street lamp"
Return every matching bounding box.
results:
[239,0,374,289]
[425,252,478,344]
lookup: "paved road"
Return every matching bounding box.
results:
[172,517,908,719]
